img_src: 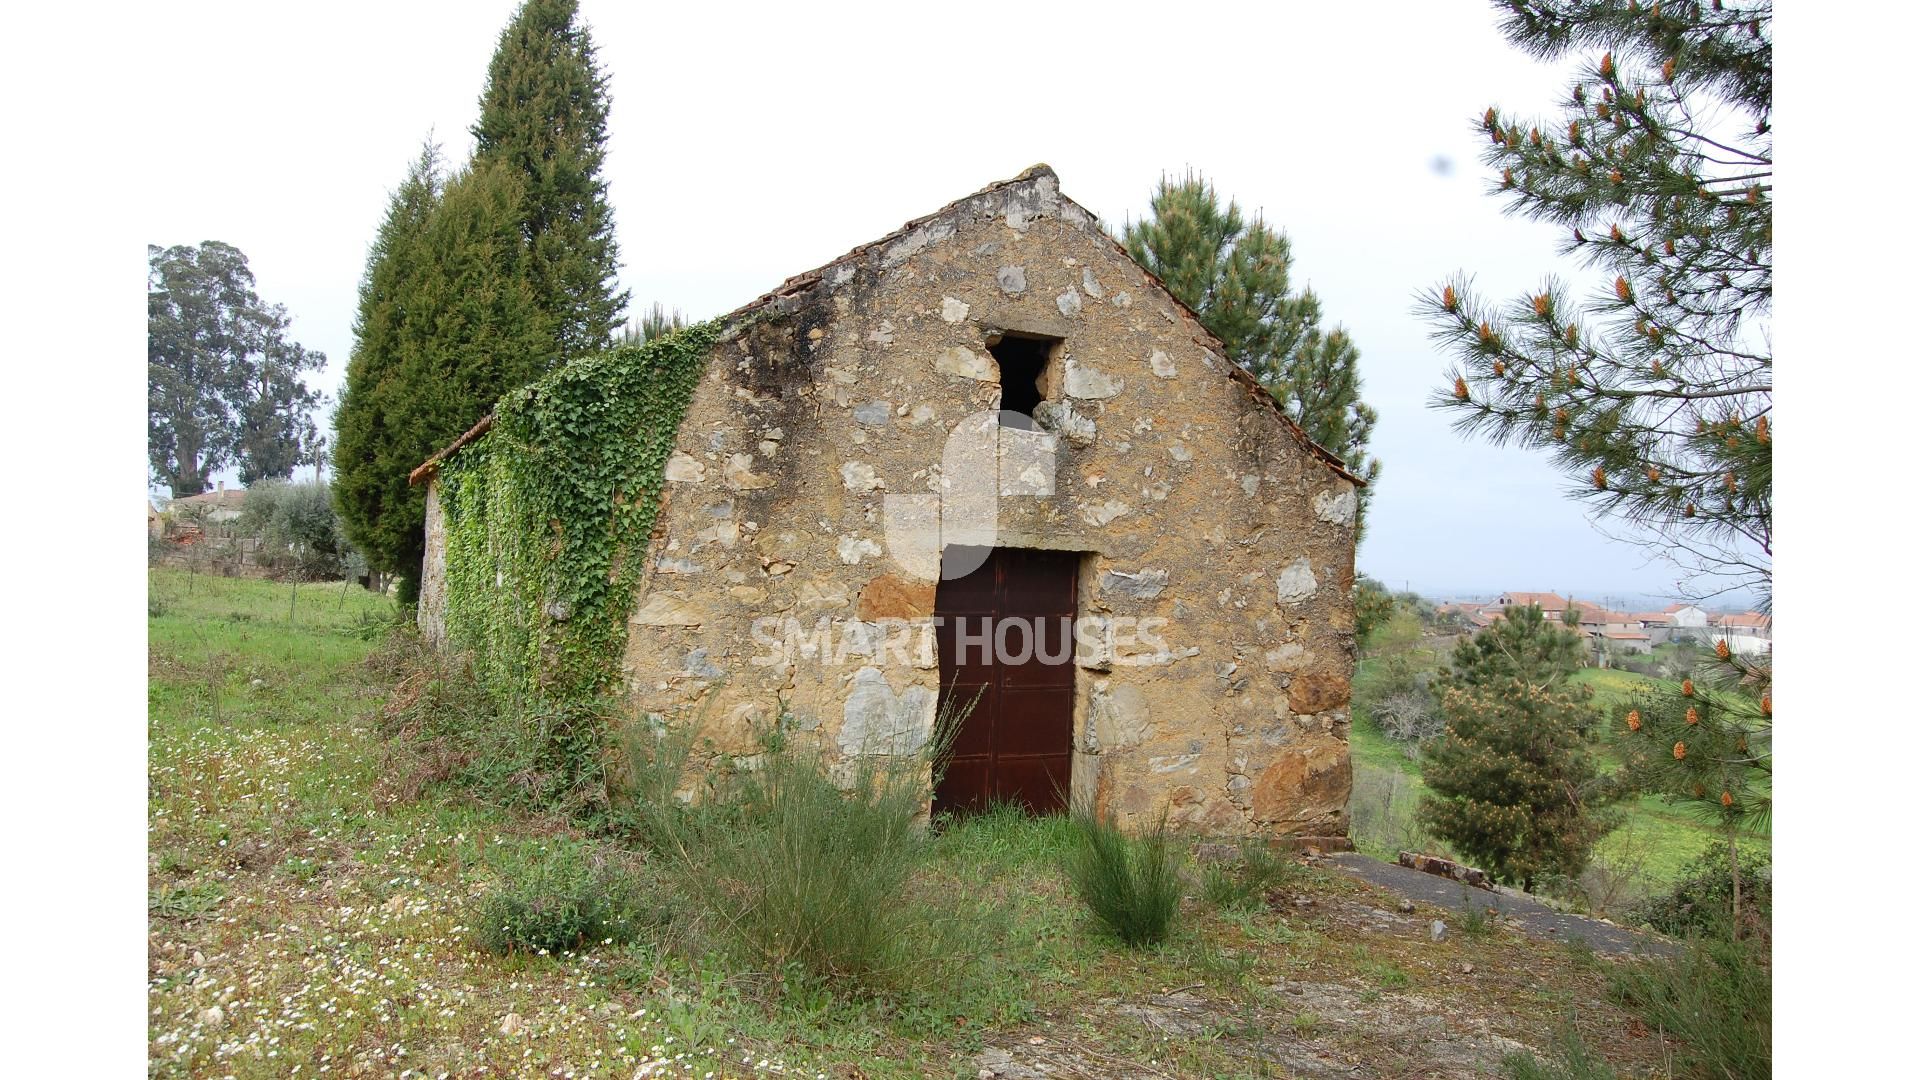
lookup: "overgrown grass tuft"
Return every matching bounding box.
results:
[1063,803,1183,947]
[1501,1022,1619,1079]
[621,721,967,994]
[472,837,654,955]
[1609,934,1770,1080]
[1199,839,1301,912]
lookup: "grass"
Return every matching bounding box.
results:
[1063,806,1184,947]
[151,569,1687,1078]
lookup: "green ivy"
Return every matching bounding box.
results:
[436,321,721,706]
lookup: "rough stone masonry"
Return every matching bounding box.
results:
[416,165,1362,838]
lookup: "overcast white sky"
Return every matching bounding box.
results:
[137,0,1726,605]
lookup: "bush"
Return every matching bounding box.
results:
[1609,934,1770,1079]
[1200,839,1301,912]
[1063,804,1183,947]
[622,722,957,992]
[473,838,652,955]
[1629,840,1771,939]
[377,643,616,822]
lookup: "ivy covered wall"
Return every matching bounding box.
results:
[432,322,723,706]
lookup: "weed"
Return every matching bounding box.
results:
[280,856,320,882]
[1292,1011,1321,1038]
[1560,934,1598,971]
[149,881,226,919]
[1364,960,1411,990]
[622,716,970,994]
[1460,891,1496,938]
[1501,1021,1619,1079]
[1200,839,1301,912]
[472,838,654,955]
[1609,933,1770,1079]
[378,643,617,823]
[1063,802,1183,948]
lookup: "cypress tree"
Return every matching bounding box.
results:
[335,146,442,594]
[1123,174,1381,532]
[334,149,556,599]
[472,0,628,363]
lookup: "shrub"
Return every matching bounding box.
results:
[1063,804,1183,947]
[1629,840,1771,939]
[1609,934,1770,1079]
[377,643,616,823]
[622,721,958,992]
[473,838,652,955]
[1200,839,1300,912]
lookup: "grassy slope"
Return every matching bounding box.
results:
[149,570,1678,1078]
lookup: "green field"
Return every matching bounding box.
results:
[148,570,1683,1078]
[1349,657,1770,894]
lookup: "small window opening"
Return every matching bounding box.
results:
[986,333,1058,424]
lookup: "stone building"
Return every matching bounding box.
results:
[415,166,1361,839]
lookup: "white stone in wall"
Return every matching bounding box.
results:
[633,592,704,627]
[936,346,995,381]
[798,578,850,608]
[1149,349,1177,378]
[1275,557,1319,605]
[1100,568,1169,600]
[837,536,883,564]
[941,296,970,323]
[839,666,936,757]
[841,461,885,492]
[1056,289,1083,318]
[664,453,707,484]
[724,453,773,490]
[1313,487,1358,527]
[1083,499,1131,527]
[1063,359,1123,400]
[1033,400,1096,447]
[1090,682,1151,751]
[996,266,1027,294]
[1081,267,1105,299]
[1264,642,1306,673]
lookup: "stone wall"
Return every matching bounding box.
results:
[418,482,448,648]
[598,167,1358,838]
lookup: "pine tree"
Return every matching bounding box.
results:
[1421,1,1771,603]
[1615,641,1770,933]
[1446,603,1591,691]
[473,0,628,363]
[334,149,556,599]
[1123,174,1381,530]
[1421,679,1620,891]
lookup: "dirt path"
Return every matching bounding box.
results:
[1329,852,1674,956]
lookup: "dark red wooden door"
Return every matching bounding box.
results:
[932,546,1079,817]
